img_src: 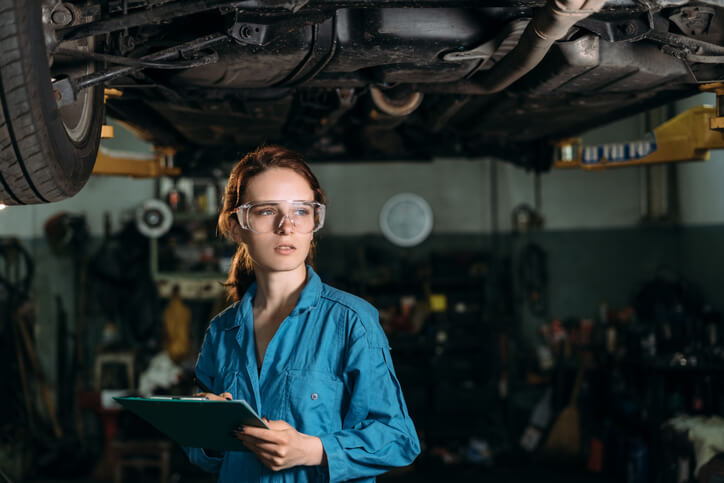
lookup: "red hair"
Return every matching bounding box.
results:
[218,145,326,301]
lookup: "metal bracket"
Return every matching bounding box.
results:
[701,82,724,131]
[228,21,271,46]
[443,18,531,63]
[668,6,715,37]
[577,14,651,42]
[52,76,78,108]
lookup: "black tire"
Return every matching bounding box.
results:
[0,0,103,205]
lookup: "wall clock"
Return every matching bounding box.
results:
[379,193,433,247]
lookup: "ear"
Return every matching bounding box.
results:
[229,217,245,244]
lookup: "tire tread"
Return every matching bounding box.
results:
[0,0,102,205]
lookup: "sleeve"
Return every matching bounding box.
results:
[318,319,421,482]
[182,324,224,474]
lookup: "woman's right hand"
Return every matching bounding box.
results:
[194,392,233,400]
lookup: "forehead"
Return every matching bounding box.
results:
[243,167,314,202]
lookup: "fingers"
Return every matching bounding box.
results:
[265,419,292,430]
[235,435,285,469]
[232,431,271,445]
[237,438,282,456]
[192,392,233,401]
[249,447,291,472]
[236,426,281,443]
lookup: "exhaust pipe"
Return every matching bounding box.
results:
[476,0,608,93]
[370,86,424,117]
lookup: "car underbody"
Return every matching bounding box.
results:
[1,0,723,205]
[68,0,722,172]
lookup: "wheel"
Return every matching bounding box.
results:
[0,0,103,205]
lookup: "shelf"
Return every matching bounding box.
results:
[154,272,226,300]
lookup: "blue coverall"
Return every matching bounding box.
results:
[185,265,421,482]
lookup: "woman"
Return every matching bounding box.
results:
[184,145,420,482]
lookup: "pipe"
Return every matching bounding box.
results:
[370,86,424,117]
[476,0,608,93]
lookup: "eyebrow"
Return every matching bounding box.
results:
[246,200,317,204]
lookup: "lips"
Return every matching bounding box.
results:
[274,244,296,254]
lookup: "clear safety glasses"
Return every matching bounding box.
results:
[233,200,326,234]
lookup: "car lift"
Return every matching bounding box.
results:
[554,84,724,170]
[92,89,181,178]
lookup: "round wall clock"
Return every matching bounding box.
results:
[379,193,434,247]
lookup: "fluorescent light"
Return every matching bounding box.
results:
[0,203,6,210]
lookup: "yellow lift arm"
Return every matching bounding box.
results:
[554,85,724,170]
[93,88,181,178]
[93,146,181,178]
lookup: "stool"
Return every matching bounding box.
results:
[109,440,171,483]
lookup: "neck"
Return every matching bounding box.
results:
[253,264,308,313]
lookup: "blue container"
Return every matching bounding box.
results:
[627,439,649,483]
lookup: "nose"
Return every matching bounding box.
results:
[275,213,295,234]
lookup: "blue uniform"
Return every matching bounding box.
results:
[184,265,420,482]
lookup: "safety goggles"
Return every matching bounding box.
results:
[233,200,326,234]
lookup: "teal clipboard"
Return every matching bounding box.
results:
[114,396,269,452]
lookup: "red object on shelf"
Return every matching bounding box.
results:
[586,437,604,473]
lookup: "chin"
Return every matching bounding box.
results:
[255,256,307,274]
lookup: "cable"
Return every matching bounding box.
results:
[0,467,13,483]
[518,243,548,318]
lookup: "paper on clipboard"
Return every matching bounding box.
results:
[114,396,269,452]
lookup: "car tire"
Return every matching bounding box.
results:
[0,0,103,205]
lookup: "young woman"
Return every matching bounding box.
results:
[184,146,420,482]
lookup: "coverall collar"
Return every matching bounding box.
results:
[230,264,321,329]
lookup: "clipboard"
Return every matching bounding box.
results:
[114,396,269,452]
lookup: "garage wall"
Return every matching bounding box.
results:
[315,114,647,235]
[315,157,645,235]
[675,93,724,226]
[0,176,155,238]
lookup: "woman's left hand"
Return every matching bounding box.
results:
[234,419,326,471]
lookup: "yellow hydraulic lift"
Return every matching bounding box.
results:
[93,88,181,178]
[93,146,181,178]
[554,84,724,170]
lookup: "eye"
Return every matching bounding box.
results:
[294,207,312,216]
[253,207,277,216]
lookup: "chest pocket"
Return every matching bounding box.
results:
[285,370,344,435]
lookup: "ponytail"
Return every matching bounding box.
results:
[224,245,253,302]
